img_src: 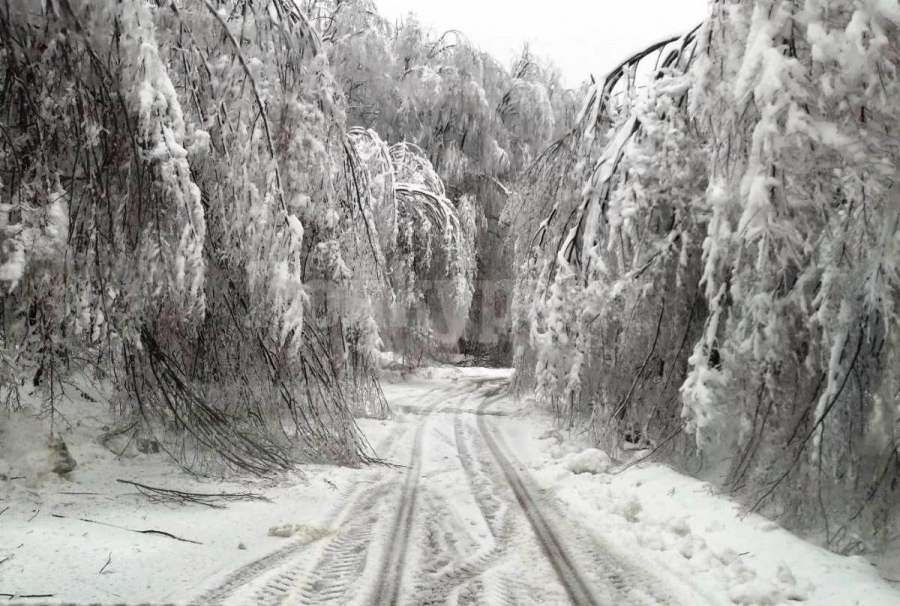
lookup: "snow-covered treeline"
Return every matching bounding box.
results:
[310,0,580,361]
[0,0,440,473]
[512,0,900,551]
[0,0,574,474]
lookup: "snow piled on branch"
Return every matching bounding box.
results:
[346,127,476,348]
[120,1,206,314]
[512,0,900,540]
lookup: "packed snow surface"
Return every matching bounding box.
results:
[1,367,898,605]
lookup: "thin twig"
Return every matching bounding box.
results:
[116,479,269,508]
[50,514,202,545]
[99,552,112,574]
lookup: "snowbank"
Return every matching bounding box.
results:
[551,456,897,604]
[497,414,900,606]
[0,393,363,604]
[563,448,612,475]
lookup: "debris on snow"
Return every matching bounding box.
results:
[48,435,77,475]
[668,517,691,537]
[266,523,331,542]
[0,410,75,481]
[563,448,611,475]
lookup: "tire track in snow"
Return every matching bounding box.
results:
[192,388,440,606]
[437,413,523,606]
[403,393,526,606]
[474,393,693,606]
[473,391,605,606]
[192,475,384,606]
[294,381,481,606]
[258,481,394,606]
[369,402,431,605]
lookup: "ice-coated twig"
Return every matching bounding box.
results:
[116,478,270,508]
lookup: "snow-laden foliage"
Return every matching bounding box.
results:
[346,127,476,363]
[0,0,395,473]
[310,0,579,361]
[514,0,900,548]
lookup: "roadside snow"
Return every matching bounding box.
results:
[0,397,373,605]
[562,448,612,475]
[499,412,900,606]
[0,455,361,604]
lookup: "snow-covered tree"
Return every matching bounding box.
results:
[346,127,476,363]
[513,0,900,548]
[311,0,577,361]
[0,0,391,473]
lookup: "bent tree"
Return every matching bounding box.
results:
[513,0,900,549]
[0,0,474,473]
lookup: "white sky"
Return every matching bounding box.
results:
[374,0,709,87]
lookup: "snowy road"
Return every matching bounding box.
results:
[7,367,897,604]
[200,370,709,606]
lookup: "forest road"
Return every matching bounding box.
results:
[205,370,712,606]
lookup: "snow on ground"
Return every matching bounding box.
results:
[0,389,380,605]
[3,366,899,605]
[0,372,461,605]
[500,405,900,606]
[0,440,364,603]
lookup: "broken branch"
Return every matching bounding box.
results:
[116,478,269,508]
[50,514,202,545]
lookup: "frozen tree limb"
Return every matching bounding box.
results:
[50,514,202,545]
[98,553,112,574]
[116,479,270,508]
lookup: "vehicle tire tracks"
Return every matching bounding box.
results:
[475,395,689,606]
[476,408,603,605]
[401,405,523,606]
[192,386,454,606]
[369,400,432,605]
[191,475,386,606]
[262,481,394,606]
[302,382,482,606]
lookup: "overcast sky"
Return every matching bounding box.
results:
[374,0,709,87]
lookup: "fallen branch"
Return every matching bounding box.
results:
[0,507,7,517]
[0,594,54,600]
[97,421,138,452]
[614,427,684,474]
[116,478,270,508]
[99,552,112,574]
[50,514,202,545]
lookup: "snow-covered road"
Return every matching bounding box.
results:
[4,367,899,605]
[198,371,720,606]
